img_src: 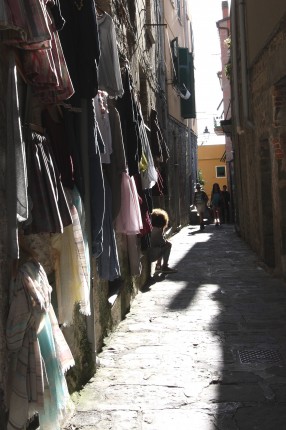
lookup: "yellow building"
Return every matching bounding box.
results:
[198,144,227,198]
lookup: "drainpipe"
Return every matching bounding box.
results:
[231,0,244,134]
[238,0,254,129]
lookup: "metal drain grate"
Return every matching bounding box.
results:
[238,349,283,364]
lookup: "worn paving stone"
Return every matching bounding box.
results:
[234,404,286,430]
[64,225,286,429]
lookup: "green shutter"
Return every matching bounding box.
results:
[178,48,196,119]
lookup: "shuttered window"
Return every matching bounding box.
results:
[178,48,196,119]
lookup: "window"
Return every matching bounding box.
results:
[178,48,196,118]
[216,166,226,178]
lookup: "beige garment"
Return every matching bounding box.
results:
[51,203,90,325]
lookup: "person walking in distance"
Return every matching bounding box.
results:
[193,183,208,230]
[149,208,177,274]
[211,182,222,226]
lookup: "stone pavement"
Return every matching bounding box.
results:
[64,224,286,430]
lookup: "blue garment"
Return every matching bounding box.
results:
[38,314,70,430]
[87,99,105,257]
[97,176,120,281]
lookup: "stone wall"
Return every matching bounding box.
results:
[232,12,286,277]
[166,116,191,229]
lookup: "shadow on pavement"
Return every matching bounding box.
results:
[164,224,286,429]
[141,273,166,293]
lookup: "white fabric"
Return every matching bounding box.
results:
[97,13,124,98]
[6,50,29,258]
[94,92,113,164]
[139,118,158,190]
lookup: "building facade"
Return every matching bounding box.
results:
[215,1,234,218]
[198,144,227,198]
[230,0,286,276]
[163,0,197,228]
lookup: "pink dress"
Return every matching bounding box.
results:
[115,172,143,235]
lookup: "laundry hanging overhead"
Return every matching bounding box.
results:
[94,91,113,164]
[6,260,74,430]
[5,50,29,259]
[59,0,101,106]
[97,12,124,98]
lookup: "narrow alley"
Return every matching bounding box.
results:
[64,225,286,430]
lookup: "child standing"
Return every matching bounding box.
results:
[149,209,177,274]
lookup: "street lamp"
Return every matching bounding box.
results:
[200,126,210,145]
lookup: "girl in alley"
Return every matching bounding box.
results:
[149,208,177,274]
[211,182,223,226]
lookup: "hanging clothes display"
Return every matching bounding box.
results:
[150,108,169,165]
[97,175,120,281]
[138,113,158,190]
[0,4,170,427]
[49,0,65,32]
[37,312,72,430]
[51,189,91,325]
[149,108,169,197]
[96,11,124,98]
[6,260,74,430]
[19,3,74,105]
[58,0,100,107]
[116,67,142,177]
[66,188,90,309]
[5,49,29,259]
[153,168,163,195]
[0,0,51,49]
[62,108,84,196]
[42,106,74,189]
[105,99,127,220]
[71,186,91,293]
[126,234,142,277]
[86,98,105,257]
[115,172,143,235]
[133,174,152,237]
[23,130,72,235]
[94,91,113,164]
